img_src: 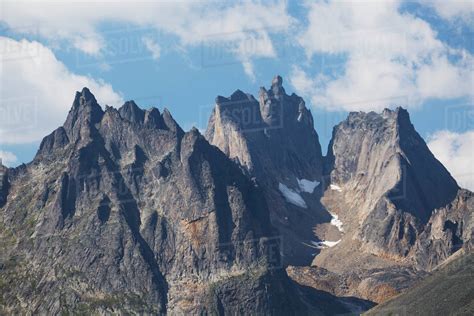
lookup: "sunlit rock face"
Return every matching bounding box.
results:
[321,107,468,267]
[307,107,473,304]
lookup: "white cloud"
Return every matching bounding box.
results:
[424,0,474,23]
[291,0,474,111]
[242,61,256,82]
[72,35,103,56]
[427,130,474,191]
[142,36,161,61]
[0,37,123,144]
[0,151,18,167]
[0,1,293,78]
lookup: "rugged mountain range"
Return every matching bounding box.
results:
[0,77,472,314]
[206,77,473,304]
[0,88,367,315]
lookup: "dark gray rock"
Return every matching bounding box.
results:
[118,100,145,124]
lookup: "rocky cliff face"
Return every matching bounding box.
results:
[307,107,473,303]
[318,108,470,266]
[206,76,326,265]
[0,88,324,315]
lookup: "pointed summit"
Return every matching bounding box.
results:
[144,107,166,129]
[272,75,283,87]
[63,87,104,142]
[271,75,285,96]
[119,100,145,124]
[72,87,98,109]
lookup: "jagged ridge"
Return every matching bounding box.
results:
[0,88,324,314]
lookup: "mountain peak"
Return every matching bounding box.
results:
[63,88,103,142]
[324,106,460,265]
[270,75,285,96]
[73,87,97,108]
[206,76,324,265]
[271,75,283,87]
[119,100,145,123]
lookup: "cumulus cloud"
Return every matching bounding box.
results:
[0,151,18,167]
[0,37,123,144]
[0,1,293,78]
[291,0,474,111]
[427,130,474,191]
[424,0,474,23]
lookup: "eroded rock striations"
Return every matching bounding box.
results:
[0,88,323,315]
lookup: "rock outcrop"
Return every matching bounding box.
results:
[206,76,326,265]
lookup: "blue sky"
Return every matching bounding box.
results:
[0,0,473,189]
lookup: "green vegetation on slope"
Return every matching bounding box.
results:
[365,250,474,316]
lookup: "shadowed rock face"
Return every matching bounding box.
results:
[206,76,326,265]
[0,88,321,315]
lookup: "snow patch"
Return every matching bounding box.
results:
[297,178,320,193]
[330,184,342,192]
[297,112,303,122]
[278,183,307,208]
[329,212,344,232]
[310,239,341,249]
